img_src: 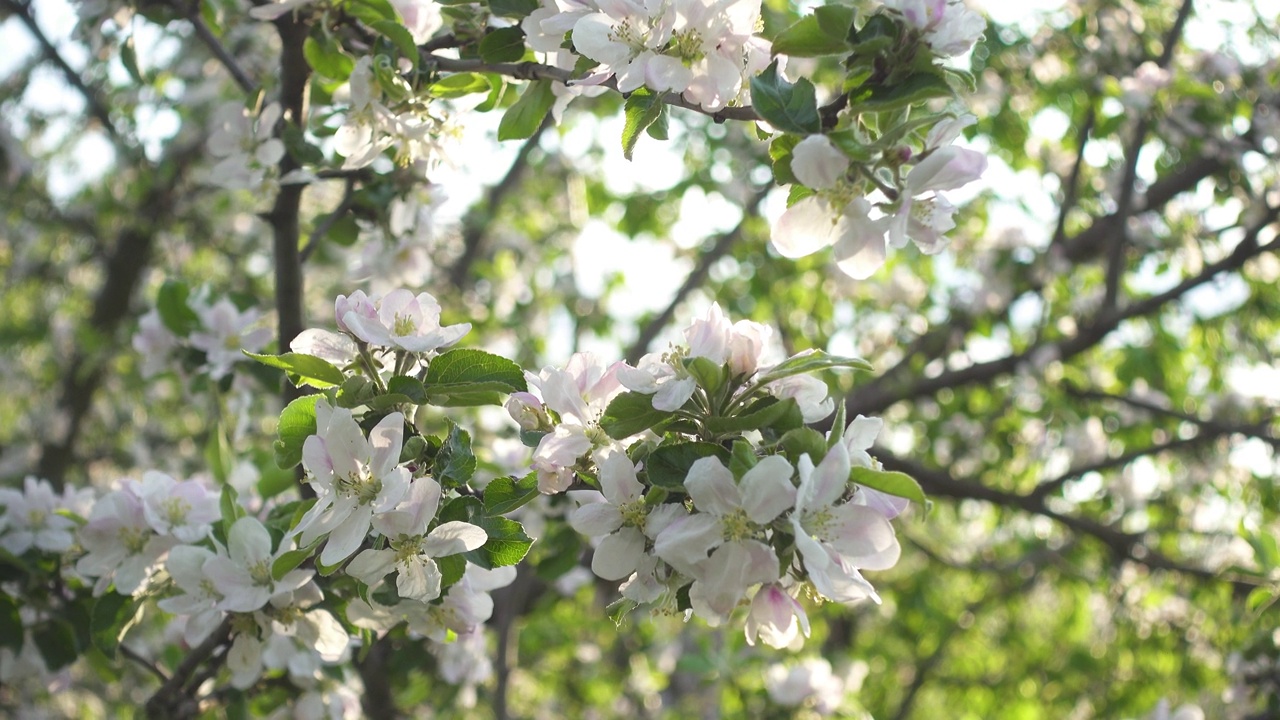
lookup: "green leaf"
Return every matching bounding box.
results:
[684,356,727,396]
[274,394,320,469]
[33,620,80,672]
[90,594,141,658]
[729,439,758,478]
[705,397,799,434]
[439,495,484,524]
[346,0,399,24]
[0,595,23,652]
[599,391,675,440]
[497,80,554,140]
[424,382,518,407]
[534,524,583,580]
[387,375,429,404]
[753,349,872,387]
[466,516,533,568]
[220,484,246,541]
[156,280,199,336]
[245,352,345,389]
[749,61,821,134]
[429,72,493,99]
[434,421,476,487]
[772,5,856,57]
[850,466,926,505]
[437,553,468,590]
[425,348,528,389]
[851,73,954,113]
[204,424,233,485]
[622,90,665,161]
[483,473,540,515]
[606,597,639,626]
[645,442,729,490]
[779,428,828,464]
[489,0,538,18]
[480,27,527,63]
[272,547,314,582]
[121,36,144,84]
[303,35,355,81]
[371,19,419,71]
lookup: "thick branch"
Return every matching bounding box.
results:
[145,617,232,720]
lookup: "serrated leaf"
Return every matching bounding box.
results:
[387,375,429,404]
[599,391,675,440]
[425,349,527,389]
[435,421,476,487]
[623,90,665,160]
[753,349,873,387]
[439,495,484,524]
[729,439,758,477]
[772,5,855,57]
[705,397,799,434]
[465,517,533,568]
[497,80,554,140]
[156,280,199,337]
[90,594,141,658]
[850,467,926,505]
[274,394,321,469]
[429,72,492,99]
[480,27,527,63]
[750,61,821,134]
[371,19,419,71]
[245,352,345,389]
[645,442,729,490]
[483,473,540,515]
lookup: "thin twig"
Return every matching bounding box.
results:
[177,0,258,95]
[121,644,170,685]
[301,176,359,263]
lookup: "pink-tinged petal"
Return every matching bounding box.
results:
[228,517,273,566]
[689,540,779,623]
[321,505,373,565]
[597,451,644,506]
[423,521,488,556]
[827,504,901,570]
[323,408,370,479]
[653,513,723,575]
[740,455,796,524]
[684,457,741,516]
[858,487,910,520]
[346,548,397,585]
[745,583,809,648]
[591,527,645,581]
[533,425,593,470]
[906,146,987,193]
[771,196,839,259]
[569,502,624,537]
[398,557,442,601]
[791,135,849,191]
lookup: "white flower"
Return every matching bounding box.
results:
[0,476,78,555]
[791,444,900,604]
[528,352,626,493]
[884,0,985,57]
[345,477,487,602]
[390,0,443,44]
[337,289,471,354]
[653,455,794,623]
[765,657,848,713]
[132,309,179,378]
[298,404,411,565]
[745,582,810,648]
[187,298,272,380]
[766,374,834,423]
[840,415,909,519]
[136,471,219,544]
[772,196,890,279]
[205,517,315,612]
[157,545,225,645]
[76,486,177,596]
[568,451,652,581]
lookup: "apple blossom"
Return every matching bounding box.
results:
[568,451,653,581]
[187,298,272,380]
[76,486,178,596]
[158,545,225,645]
[745,583,811,649]
[0,476,78,555]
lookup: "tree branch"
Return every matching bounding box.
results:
[145,617,232,720]
[172,0,258,95]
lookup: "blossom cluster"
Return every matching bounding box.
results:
[132,286,272,380]
[509,303,914,648]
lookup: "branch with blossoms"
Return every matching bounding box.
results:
[0,290,926,715]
